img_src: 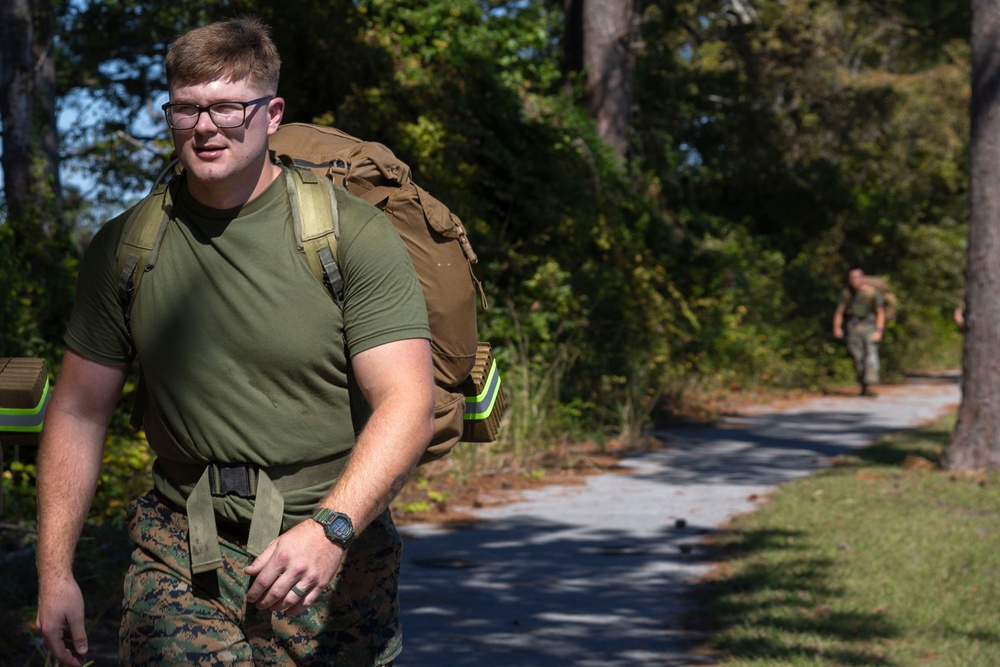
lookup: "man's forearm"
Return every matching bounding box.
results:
[36,350,127,575]
[319,398,432,533]
[36,413,107,577]
[317,338,434,534]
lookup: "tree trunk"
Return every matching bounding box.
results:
[947,0,1000,470]
[562,0,584,78]
[582,0,639,158]
[0,0,63,235]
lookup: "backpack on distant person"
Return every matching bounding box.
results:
[115,122,505,465]
[860,275,897,323]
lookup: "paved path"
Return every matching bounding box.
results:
[395,373,962,667]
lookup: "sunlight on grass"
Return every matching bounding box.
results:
[701,413,1000,666]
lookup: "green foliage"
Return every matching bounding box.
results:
[393,475,450,514]
[634,0,967,392]
[0,0,973,527]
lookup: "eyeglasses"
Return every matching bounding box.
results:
[161,96,272,130]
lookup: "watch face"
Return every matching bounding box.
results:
[329,516,353,541]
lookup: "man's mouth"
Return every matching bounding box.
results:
[194,145,225,157]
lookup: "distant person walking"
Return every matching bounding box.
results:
[833,268,885,397]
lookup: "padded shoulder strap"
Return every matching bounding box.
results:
[116,181,175,327]
[116,179,176,432]
[283,164,344,305]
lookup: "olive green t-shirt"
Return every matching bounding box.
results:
[67,167,430,526]
[840,284,884,321]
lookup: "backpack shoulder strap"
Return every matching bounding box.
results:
[115,177,176,431]
[115,180,175,329]
[282,162,344,305]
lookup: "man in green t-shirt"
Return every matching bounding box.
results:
[832,268,886,397]
[34,17,434,667]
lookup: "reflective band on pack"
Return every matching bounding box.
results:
[0,379,51,433]
[464,359,501,421]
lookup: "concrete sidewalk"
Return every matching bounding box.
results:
[395,373,961,667]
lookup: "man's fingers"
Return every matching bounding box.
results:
[39,622,87,667]
[64,624,89,666]
[244,541,276,576]
[68,617,89,658]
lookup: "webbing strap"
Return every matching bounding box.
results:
[117,181,174,317]
[187,470,222,574]
[158,453,348,573]
[285,166,343,303]
[186,469,285,571]
[117,181,175,431]
[247,473,284,558]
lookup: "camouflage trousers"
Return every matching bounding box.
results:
[846,320,880,386]
[119,491,402,666]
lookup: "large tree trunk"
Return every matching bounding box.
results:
[0,0,71,360]
[947,0,1000,470]
[582,0,639,158]
[0,0,63,235]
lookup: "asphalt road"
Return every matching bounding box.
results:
[395,373,962,667]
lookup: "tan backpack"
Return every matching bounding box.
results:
[860,275,897,323]
[116,123,505,465]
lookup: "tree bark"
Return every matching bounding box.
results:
[582,0,639,158]
[947,0,1000,470]
[0,0,63,236]
[562,0,584,77]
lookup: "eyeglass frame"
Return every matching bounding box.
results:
[160,95,273,130]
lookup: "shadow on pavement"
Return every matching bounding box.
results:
[399,515,715,667]
[397,378,961,666]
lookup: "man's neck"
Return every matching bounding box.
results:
[186,160,282,210]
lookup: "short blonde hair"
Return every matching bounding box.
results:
[165,16,280,95]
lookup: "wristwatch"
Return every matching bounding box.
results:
[311,508,356,549]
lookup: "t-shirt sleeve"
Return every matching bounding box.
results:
[335,192,430,357]
[64,211,135,367]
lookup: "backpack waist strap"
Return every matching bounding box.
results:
[154,453,348,574]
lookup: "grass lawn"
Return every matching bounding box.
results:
[697,413,1000,666]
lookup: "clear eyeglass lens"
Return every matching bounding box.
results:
[208,103,246,127]
[166,105,200,128]
[166,103,247,129]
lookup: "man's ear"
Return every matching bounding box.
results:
[267,97,285,133]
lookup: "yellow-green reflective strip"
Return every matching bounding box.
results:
[464,360,501,421]
[0,379,51,432]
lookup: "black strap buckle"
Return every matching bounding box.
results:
[208,464,257,498]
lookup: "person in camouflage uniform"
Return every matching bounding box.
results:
[34,17,434,667]
[832,268,886,397]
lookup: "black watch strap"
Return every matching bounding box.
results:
[311,508,355,548]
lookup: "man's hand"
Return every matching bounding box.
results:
[833,327,844,339]
[244,519,343,614]
[872,329,884,343]
[36,574,88,667]
[35,350,125,667]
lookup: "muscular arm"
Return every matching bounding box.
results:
[320,337,435,524]
[246,337,434,611]
[36,348,128,667]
